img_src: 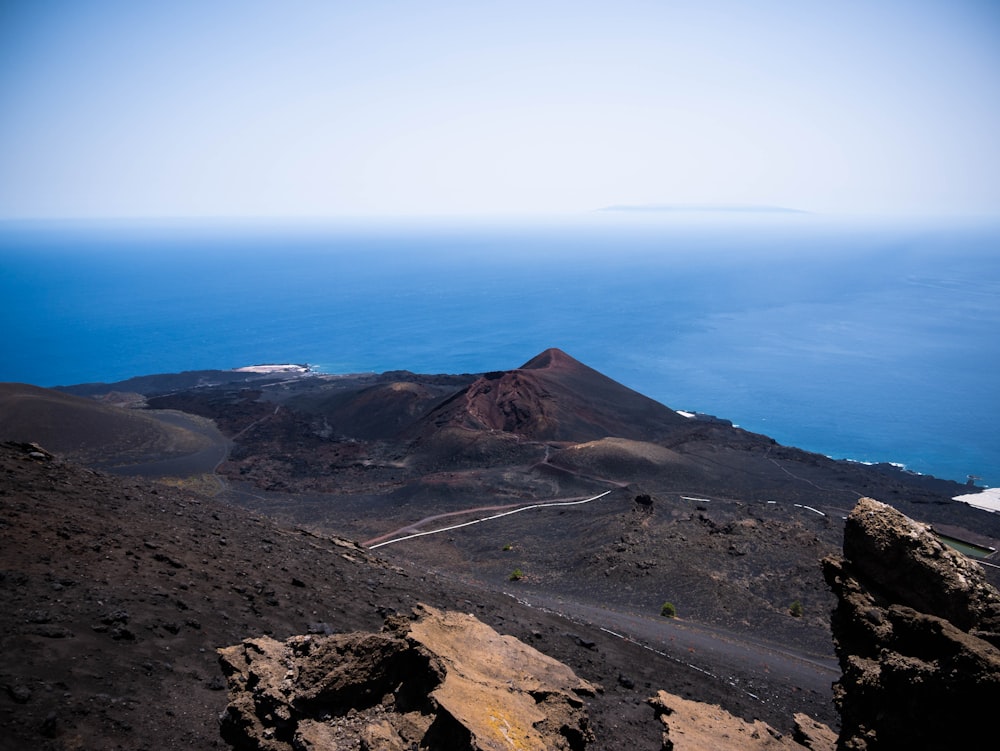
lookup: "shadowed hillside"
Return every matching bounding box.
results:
[0,383,221,471]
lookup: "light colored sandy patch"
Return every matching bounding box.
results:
[953,487,1000,513]
[233,364,308,374]
[566,436,686,464]
[387,381,423,392]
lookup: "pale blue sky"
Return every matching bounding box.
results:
[1,1,998,218]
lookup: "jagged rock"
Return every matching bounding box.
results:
[217,603,596,750]
[2,440,54,461]
[646,690,833,751]
[792,713,837,751]
[823,497,1000,750]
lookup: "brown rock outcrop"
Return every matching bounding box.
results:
[218,604,596,750]
[645,691,834,751]
[823,497,1000,749]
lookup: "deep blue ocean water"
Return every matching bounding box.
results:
[2,215,998,487]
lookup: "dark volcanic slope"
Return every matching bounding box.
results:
[72,348,998,660]
[12,349,1000,748]
[284,373,475,441]
[420,348,689,442]
[0,383,216,470]
[2,441,809,751]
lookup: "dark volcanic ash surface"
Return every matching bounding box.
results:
[137,350,999,659]
[4,348,1000,748]
[1,441,825,750]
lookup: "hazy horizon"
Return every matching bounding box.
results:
[2,1,998,220]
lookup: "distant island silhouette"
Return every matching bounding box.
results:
[597,203,809,214]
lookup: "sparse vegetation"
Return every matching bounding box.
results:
[660,601,677,618]
[509,568,524,581]
[502,543,513,551]
[789,600,804,618]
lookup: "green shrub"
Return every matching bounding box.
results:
[660,601,677,618]
[509,568,524,581]
[502,543,513,551]
[789,600,804,618]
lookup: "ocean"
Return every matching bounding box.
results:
[2,214,998,487]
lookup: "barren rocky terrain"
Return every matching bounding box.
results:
[3,348,999,749]
[0,441,826,749]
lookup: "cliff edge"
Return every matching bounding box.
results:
[823,497,1000,749]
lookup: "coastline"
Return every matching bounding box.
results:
[4,220,998,489]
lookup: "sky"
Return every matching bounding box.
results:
[1,0,998,219]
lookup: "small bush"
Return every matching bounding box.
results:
[789,600,804,618]
[660,601,677,618]
[502,543,513,551]
[509,568,524,581]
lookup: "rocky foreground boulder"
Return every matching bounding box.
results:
[823,497,1000,749]
[218,603,596,750]
[646,690,835,751]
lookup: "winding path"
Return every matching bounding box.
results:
[366,490,613,549]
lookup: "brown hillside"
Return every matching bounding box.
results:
[420,348,688,442]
